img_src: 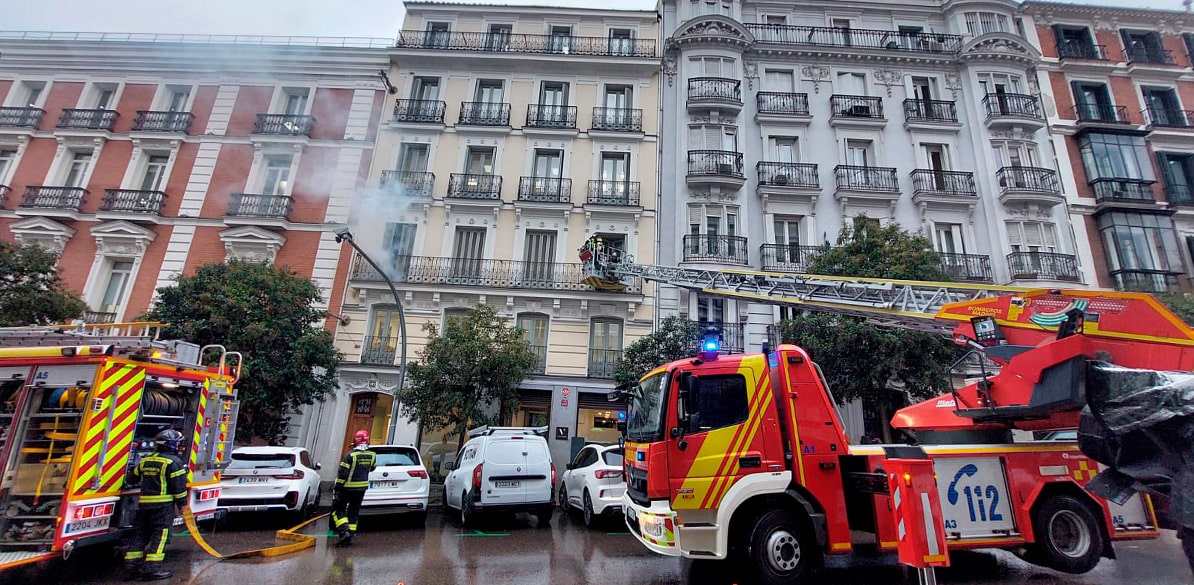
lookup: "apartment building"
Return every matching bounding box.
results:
[313,2,661,471]
[1020,1,1194,292]
[658,0,1088,359]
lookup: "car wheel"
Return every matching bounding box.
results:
[303,489,318,518]
[461,491,476,528]
[558,485,569,511]
[442,486,451,513]
[582,490,597,529]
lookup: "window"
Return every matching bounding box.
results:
[696,296,725,324]
[425,22,451,47]
[588,319,623,378]
[1158,152,1194,204]
[451,227,486,278]
[831,18,853,46]
[486,24,513,51]
[93,86,116,110]
[600,152,630,184]
[992,142,1039,168]
[769,137,798,163]
[0,149,16,184]
[1079,133,1152,181]
[1098,212,1183,288]
[443,307,472,328]
[523,230,557,285]
[1143,87,1184,126]
[835,71,867,96]
[1054,25,1097,56]
[923,144,949,172]
[774,216,801,247]
[1122,29,1167,63]
[532,149,563,179]
[911,76,937,101]
[366,307,402,360]
[517,313,549,374]
[549,26,572,53]
[281,89,309,116]
[540,82,568,108]
[398,144,429,172]
[14,81,44,107]
[844,139,872,167]
[1006,220,1058,252]
[165,87,191,112]
[261,155,292,195]
[682,374,750,433]
[977,73,1022,96]
[764,15,786,25]
[1071,82,1114,121]
[934,223,966,254]
[763,70,795,93]
[383,222,416,276]
[140,154,169,191]
[609,28,634,55]
[97,259,134,314]
[690,56,735,78]
[688,125,738,151]
[688,204,740,258]
[603,85,633,110]
[465,146,495,175]
[964,12,1010,36]
[63,151,93,188]
[475,80,504,104]
[411,77,440,101]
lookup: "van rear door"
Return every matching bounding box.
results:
[522,439,552,504]
[482,438,531,505]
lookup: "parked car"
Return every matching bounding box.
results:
[361,444,430,525]
[442,426,555,527]
[558,443,625,528]
[217,446,321,520]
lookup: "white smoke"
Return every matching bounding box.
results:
[342,181,419,282]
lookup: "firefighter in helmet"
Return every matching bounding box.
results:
[331,429,376,546]
[124,429,188,581]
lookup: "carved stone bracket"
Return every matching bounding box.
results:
[663,53,678,87]
[943,73,962,100]
[744,60,759,90]
[800,65,830,94]
[872,69,904,98]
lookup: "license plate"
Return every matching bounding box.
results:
[495,480,520,489]
[64,516,110,535]
[237,476,269,484]
[370,480,402,489]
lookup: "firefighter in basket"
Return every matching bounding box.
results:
[123,429,188,581]
[331,430,376,546]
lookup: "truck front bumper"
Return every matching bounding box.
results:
[622,494,680,556]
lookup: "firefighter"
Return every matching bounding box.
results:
[331,429,376,546]
[123,429,188,581]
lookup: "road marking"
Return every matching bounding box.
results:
[606,531,630,535]
[457,529,509,537]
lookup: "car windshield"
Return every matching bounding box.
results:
[228,453,295,469]
[602,450,624,466]
[626,371,668,443]
[374,447,420,467]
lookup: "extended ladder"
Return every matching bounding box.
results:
[0,322,162,348]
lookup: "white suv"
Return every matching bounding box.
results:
[558,443,625,528]
[360,445,430,525]
[442,426,555,527]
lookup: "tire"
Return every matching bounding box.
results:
[743,509,814,585]
[582,490,597,529]
[534,507,553,528]
[1029,495,1104,574]
[442,486,451,513]
[461,491,476,528]
[303,488,320,518]
[558,485,569,511]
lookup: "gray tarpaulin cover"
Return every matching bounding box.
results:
[1079,362,1194,526]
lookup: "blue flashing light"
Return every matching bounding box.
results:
[703,340,719,351]
[617,411,626,420]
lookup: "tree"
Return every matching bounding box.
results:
[613,316,704,384]
[146,260,340,444]
[775,215,960,439]
[0,242,85,326]
[1155,291,1194,327]
[400,304,537,449]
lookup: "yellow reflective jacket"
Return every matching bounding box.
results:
[336,448,376,489]
[133,452,188,506]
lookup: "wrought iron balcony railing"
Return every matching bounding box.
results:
[227,193,292,219]
[100,189,166,213]
[997,167,1061,194]
[1111,270,1182,292]
[1166,184,1194,205]
[984,93,1043,119]
[350,254,642,294]
[1074,103,1130,124]
[757,162,818,188]
[518,177,571,203]
[834,165,899,192]
[683,234,749,265]
[397,31,657,57]
[1091,178,1155,203]
[760,243,826,273]
[938,253,993,282]
[591,107,642,132]
[743,24,962,53]
[58,109,118,130]
[360,335,398,366]
[588,349,623,379]
[1144,106,1193,128]
[459,102,511,126]
[526,104,577,129]
[756,92,810,116]
[690,321,746,354]
[911,169,976,196]
[0,107,44,128]
[687,150,744,178]
[393,99,446,123]
[21,186,87,210]
[831,95,884,118]
[1123,47,1176,65]
[253,114,314,136]
[687,77,742,104]
[1057,42,1107,60]
[1007,251,1081,282]
[586,180,640,206]
[82,311,118,324]
[132,110,194,133]
[904,99,957,123]
[448,173,502,199]
[380,170,434,197]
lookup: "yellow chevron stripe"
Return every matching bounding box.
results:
[707,384,774,508]
[74,365,138,493]
[694,357,771,509]
[101,372,146,486]
[190,383,209,469]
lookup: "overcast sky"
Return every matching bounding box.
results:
[2,0,1188,38]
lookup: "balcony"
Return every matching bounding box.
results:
[393,99,446,124]
[687,77,742,113]
[687,150,745,189]
[525,104,577,130]
[517,177,571,204]
[591,107,642,133]
[396,31,657,57]
[380,170,434,198]
[903,99,959,127]
[1111,269,1182,292]
[683,234,749,265]
[1166,184,1194,206]
[756,92,810,119]
[1144,106,1194,128]
[1074,103,1131,125]
[57,109,117,131]
[100,189,166,214]
[834,165,899,193]
[1057,42,1108,60]
[983,93,1045,130]
[19,186,86,211]
[938,253,993,283]
[586,180,640,207]
[743,24,962,54]
[588,349,622,379]
[997,167,1063,205]
[350,254,642,294]
[830,95,884,127]
[360,336,398,366]
[82,311,118,324]
[1091,179,1156,204]
[760,243,826,273]
[132,111,194,133]
[757,162,818,189]
[1123,47,1176,66]
[690,321,745,354]
[912,170,977,207]
[253,114,314,136]
[0,107,44,128]
[459,102,511,126]
[448,173,501,200]
[1007,251,1081,282]
[227,193,292,220]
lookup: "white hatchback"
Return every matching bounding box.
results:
[360,444,430,525]
[218,446,322,519]
[558,444,625,528]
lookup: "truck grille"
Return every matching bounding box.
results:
[627,467,649,506]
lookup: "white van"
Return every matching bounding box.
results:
[442,426,555,526]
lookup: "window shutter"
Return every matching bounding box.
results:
[1051,24,1065,47]
[1024,222,1044,247]
[1042,224,1057,249]
[688,205,704,225]
[1006,221,1023,246]
[706,126,722,150]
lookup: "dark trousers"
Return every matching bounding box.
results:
[331,488,366,535]
[123,504,176,567]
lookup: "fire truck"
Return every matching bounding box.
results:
[578,240,1164,584]
[0,322,240,571]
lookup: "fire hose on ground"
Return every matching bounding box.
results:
[182,508,328,560]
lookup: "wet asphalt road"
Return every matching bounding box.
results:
[14,509,1194,585]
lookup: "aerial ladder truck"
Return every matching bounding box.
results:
[578,238,1167,584]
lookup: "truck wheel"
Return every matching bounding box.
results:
[745,509,813,585]
[1031,495,1104,574]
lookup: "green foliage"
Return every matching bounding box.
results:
[613,316,705,384]
[401,304,537,448]
[0,242,85,326]
[147,261,340,444]
[1154,291,1194,327]
[808,215,952,281]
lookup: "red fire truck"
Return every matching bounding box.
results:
[578,241,1164,584]
[0,323,240,571]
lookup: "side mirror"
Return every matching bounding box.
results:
[676,372,697,435]
[443,461,455,471]
[565,464,574,471]
[314,462,322,470]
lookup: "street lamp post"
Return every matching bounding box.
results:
[333,227,407,443]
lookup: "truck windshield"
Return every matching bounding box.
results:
[626,371,668,442]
